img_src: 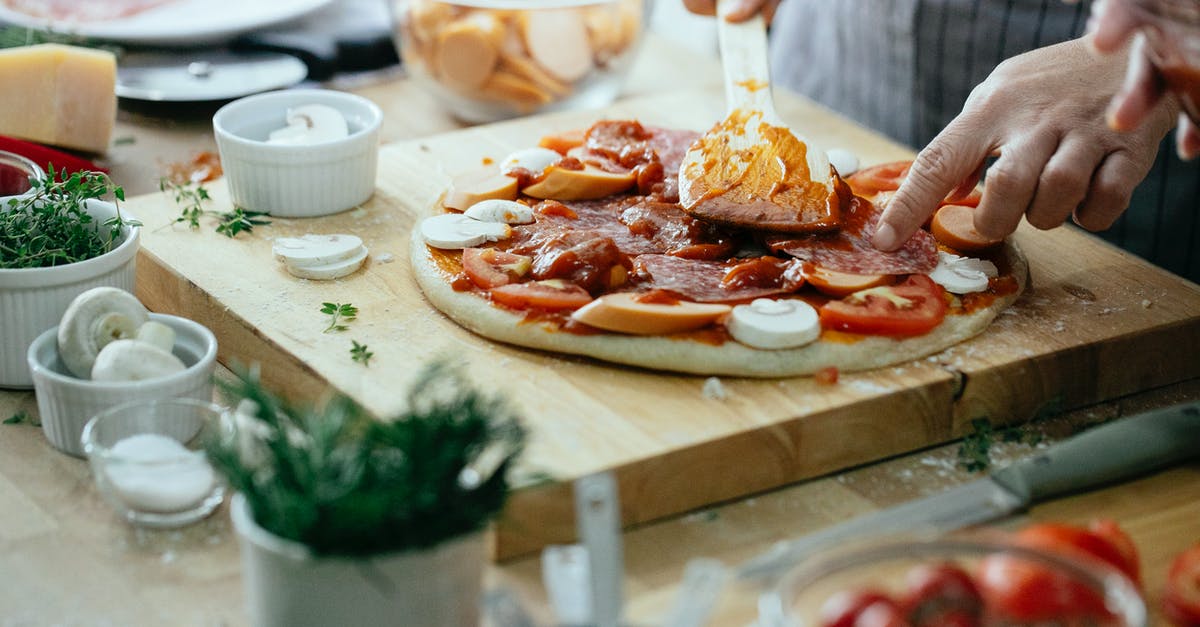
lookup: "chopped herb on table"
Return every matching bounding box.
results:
[321,302,358,333]
[957,417,1046,472]
[160,179,269,238]
[4,411,28,425]
[350,340,373,366]
[0,168,138,269]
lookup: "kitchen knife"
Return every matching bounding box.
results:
[737,401,1200,582]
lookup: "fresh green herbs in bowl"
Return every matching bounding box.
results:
[208,363,527,556]
[0,168,139,269]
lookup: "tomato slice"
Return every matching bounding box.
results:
[846,161,912,197]
[819,275,947,337]
[1014,520,1141,585]
[976,552,1111,622]
[819,590,898,627]
[462,247,531,289]
[1164,543,1200,627]
[901,563,982,627]
[489,280,593,311]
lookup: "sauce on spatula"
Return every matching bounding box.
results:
[678,0,840,233]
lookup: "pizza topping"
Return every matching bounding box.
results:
[930,204,1004,252]
[819,275,947,337]
[826,148,861,176]
[500,147,562,176]
[527,233,626,294]
[464,198,535,224]
[444,167,519,211]
[420,213,512,249]
[721,257,804,291]
[633,254,803,303]
[272,234,366,268]
[521,164,636,200]
[570,292,731,335]
[804,265,894,298]
[767,193,939,275]
[489,279,593,311]
[538,128,586,155]
[462,247,531,288]
[727,298,821,350]
[845,161,912,198]
[927,251,998,295]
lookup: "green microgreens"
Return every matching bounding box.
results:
[3,411,29,425]
[350,340,374,366]
[160,179,269,238]
[0,168,138,269]
[321,302,358,333]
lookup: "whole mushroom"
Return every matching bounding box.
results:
[57,287,150,379]
[90,339,186,382]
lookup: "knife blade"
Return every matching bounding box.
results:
[737,401,1200,582]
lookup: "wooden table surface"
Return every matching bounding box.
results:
[1,34,1197,626]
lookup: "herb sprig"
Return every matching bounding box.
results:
[350,340,373,366]
[321,302,358,333]
[0,168,138,269]
[160,179,269,238]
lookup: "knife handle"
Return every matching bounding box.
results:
[991,402,1200,503]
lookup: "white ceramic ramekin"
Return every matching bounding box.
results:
[27,313,218,457]
[213,88,383,218]
[0,199,139,389]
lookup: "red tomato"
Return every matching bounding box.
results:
[976,552,1111,622]
[489,280,593,311]
[819,590,896,627]
[1015,520,1141,585]
[815,366,840,385]
[1164,543,1200,627]
[819,275,947,337]
[462,247,531,289]
[847,161,912,197]
[901,563,982,627]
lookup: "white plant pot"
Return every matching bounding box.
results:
[0,199,139,388]
[230,493,484,627]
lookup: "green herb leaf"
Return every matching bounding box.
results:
[3,411,28,425]
[321,303,358,333]
[957,417,994,473]
[350,340,373,366]
[0,170,134,269]
[161,179,268,238]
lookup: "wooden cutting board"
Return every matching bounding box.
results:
[125,89,1200,560]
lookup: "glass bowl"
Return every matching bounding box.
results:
[81,398,227,528]
[758,534,1147,627]
[0,150,43,198]
[391,0,649,123]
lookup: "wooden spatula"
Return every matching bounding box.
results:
[678,0,841,233]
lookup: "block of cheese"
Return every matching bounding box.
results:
[0,44,117,154]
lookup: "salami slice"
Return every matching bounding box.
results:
[766,194,938,274]
[631,254,803,303]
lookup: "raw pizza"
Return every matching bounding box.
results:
[410,120,1026,377]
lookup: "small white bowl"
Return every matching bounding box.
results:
[213,88,383,218]
[27,313,218,457]
[0,198,140,389]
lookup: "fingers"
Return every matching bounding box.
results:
[973,135,1059,239]
[1106,36,1167,131]
[874,124,990,251]
[1025,137,1104,230]
[946,162,985,203]
[1178,114,1200,161]
[1087,0,1143,54]
[722,0,776,22]
[1074,150,1147,231]
[681,0,717,16]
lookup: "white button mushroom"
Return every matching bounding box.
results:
[272,234,366,268]
[267,104,349,145]
[464,199,534,224]
[284,247,369,280]
[727,298,821,350]
[134,320,176,354]
[826,148,861,176]
[927,251,998,294]
[57,287,150,379]
[420,213,512,249]
[90,339,186,382]
[500,147,562,175]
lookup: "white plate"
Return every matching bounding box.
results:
[0,0,335,46]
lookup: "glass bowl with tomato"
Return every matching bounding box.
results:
[758,530,1146,627]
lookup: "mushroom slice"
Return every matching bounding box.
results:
[57,287,150,379]
[91,340,186,382]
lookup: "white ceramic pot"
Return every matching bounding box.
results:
[0,199,139,388]
[27,313,218,457]
[230,493,484,627]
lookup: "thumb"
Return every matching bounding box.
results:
[874,127,987,251]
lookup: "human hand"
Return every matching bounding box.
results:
[1088,0,1200,159]
[872,38,1178,252]
[681,0,781,22]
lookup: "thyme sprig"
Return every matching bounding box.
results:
[206,363,527,556]
[0,168,138,269]
[160,179,269,238]
[321,302,358,333]
[350,340,373,366]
